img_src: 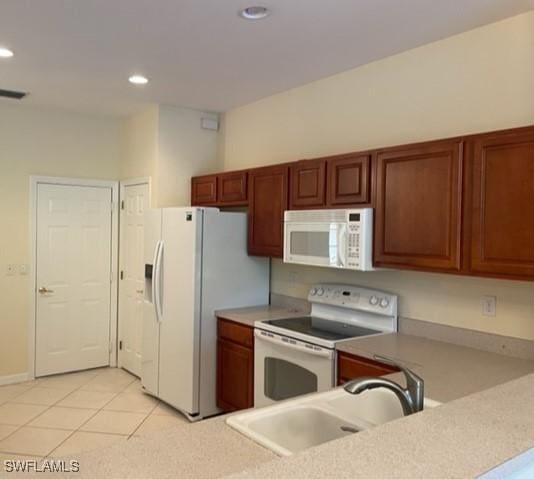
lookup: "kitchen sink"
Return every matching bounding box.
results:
[226,387,441,456]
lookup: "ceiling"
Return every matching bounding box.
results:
[0,0,533,117]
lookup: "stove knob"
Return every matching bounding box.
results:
[380,297,390,308]
[310,288,317,296]
[316,288,324,296]
[369,295,379,306]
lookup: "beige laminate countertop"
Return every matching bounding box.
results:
[42,306,534,479]
[215,305,307,327]
[228,373,534,479]
[336,332,534,402]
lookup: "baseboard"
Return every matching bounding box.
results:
[0,372,30,386]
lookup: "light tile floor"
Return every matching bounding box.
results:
[0,367,189,459]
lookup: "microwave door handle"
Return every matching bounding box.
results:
[338,226,347,268]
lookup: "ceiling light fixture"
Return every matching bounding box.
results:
[129,74,149,85]
[0,47,14,58]
[239,6,270,20]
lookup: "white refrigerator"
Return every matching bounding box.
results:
[142,207,269,420]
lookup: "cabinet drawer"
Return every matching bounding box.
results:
[337,352,399,385]
[217,317,254,348]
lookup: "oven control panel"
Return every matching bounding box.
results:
[308,283,397,317]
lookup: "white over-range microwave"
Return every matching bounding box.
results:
[283,208,373,271]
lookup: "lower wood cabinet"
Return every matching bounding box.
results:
[216,318,254,412]
[337,351,399,386]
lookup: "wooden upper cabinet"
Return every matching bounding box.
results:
[290,159,326,208]
[374,140,464,272]
[326,154,371,206]
[218,171,248,205]
[469,127,534,279]
[191,175,217,205]
[248,164,289,257]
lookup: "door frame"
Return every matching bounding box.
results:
[117,177,151,371]
[28,176,120,380]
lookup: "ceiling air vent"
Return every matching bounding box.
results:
[0,89,28,100]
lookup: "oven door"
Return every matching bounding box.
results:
[254,329,335,408]
[284,222,347,268]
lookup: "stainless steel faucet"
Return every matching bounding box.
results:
[343,355,424,416]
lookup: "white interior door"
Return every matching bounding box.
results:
[118,182,149,377]
[36,183,113,377]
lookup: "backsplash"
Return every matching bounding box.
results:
[270,259,534,342]
[270,290,534,361]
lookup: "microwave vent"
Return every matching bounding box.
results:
[285,209,354,223]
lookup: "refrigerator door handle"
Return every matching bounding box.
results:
[154,240,164,322]
[151,240,161,322]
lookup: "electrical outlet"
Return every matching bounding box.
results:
[288,271,299,283]
[6,264,15,276]
[482,296,497,317]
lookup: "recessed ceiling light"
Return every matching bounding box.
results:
[129,74,149,85]
[0,47,14,59]
[239,6,270,20]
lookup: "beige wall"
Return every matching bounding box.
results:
[119,105,159,204]
[157,105,219,207]
[119,105,219,207]
[220,12,534,340]
[0,104,121,376]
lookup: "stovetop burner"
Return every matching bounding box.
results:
[262,316,381,341]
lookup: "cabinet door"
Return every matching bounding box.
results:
[217,338,254,412]
[374,140,464,271]
[470,128,534,278]
[290,159,326,208]
[191,175,217,205]
[218,171,248,205]
[327,154,370,206]
[248,164,289,257]
[337,352,399,386]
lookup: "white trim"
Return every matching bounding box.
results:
[0,373,30,386]
[117,178,151,371]
[29,176,120,379]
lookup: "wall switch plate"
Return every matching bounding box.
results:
[19,264,28,275]
[482,295,497,317]
[6,264,15,276]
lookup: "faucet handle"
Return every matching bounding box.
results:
[374,354,425,412]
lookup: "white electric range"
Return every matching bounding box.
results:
[254,284,398,407]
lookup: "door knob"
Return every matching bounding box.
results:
[38,287,54,294]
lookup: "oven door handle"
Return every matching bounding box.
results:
[254,330,333,359]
